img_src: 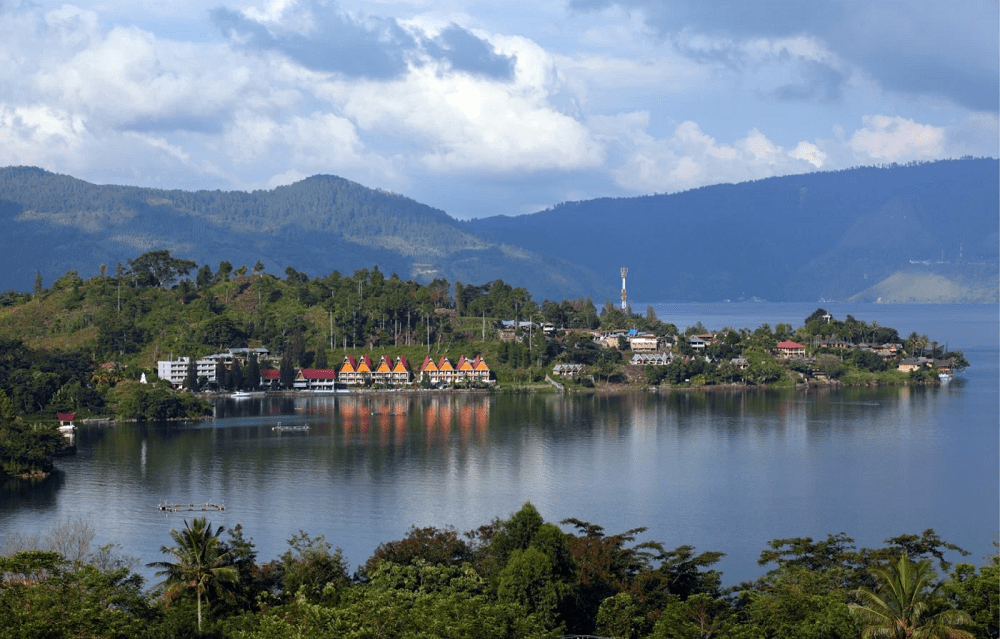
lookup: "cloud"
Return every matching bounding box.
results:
[849,115,945,163]
[211,1,415,79]
[609,120,823,193]
[569,0,998,111]
[424,24,516,80]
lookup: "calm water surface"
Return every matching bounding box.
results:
[1,303,996,586]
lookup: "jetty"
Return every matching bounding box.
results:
[272,422,310,432]
[158,501,226,513]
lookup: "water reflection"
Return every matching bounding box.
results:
[0,378,994,587]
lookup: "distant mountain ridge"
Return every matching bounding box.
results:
[0,159,996,303]
[466,158,999,303]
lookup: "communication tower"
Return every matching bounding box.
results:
[620,267,628,311]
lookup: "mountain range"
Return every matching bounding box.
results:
[1,158,996,304]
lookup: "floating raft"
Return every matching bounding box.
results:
[158,502,226,512]
[272,422,309,432]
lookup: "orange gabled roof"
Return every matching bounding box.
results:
[437,356,454,371]
[340,355,358,373]
[420,355,438,372]
[473,355,489,370]
[457,355,473,370]
[357,355,374,372]
[375,356,392,373]
[392,356,410,373]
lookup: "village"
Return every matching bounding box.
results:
[153,313,962,392]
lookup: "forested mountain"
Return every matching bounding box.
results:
[1,159,996,303]
[466,158,999,303]
[0,167,600,301]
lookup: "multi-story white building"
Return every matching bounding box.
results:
[157,355,226,387]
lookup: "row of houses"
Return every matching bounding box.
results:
[158,352,493,389]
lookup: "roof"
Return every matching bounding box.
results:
[57,412,76,421]
[300,369,337,380]
[777,341,806,349]
[261,369,281,379]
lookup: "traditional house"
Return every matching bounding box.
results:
[454,355,492,384]
[372,355,394,386]
[339,356,363,385]
[730,357,749,370]
[776,341,806,358]
[419,355,440,385]
[390,356,412,385]
[553,363,585,377]
[436,356,456,385]
[629,352,672,366]
[470,355,492,383]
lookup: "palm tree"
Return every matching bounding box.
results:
[148,517,238,632]
[849,553,974,639]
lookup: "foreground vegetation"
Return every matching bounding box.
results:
[1,505,994,639]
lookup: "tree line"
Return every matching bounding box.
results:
[0,504,995,638]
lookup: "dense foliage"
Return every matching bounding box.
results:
[1,506,994,638]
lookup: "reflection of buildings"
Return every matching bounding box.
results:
[333,395,491,447]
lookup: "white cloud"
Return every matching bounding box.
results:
[328,35,604,173]
[849,115,945,162]
[789,140,826,167]
[611,121,823,192]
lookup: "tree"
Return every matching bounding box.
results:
[126,250,197,289]
[183,358,198,392]
[148,517,238,633]
[849,553,974,639]
[245,356,260,390]
[279,352,295,389]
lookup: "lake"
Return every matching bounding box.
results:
[1,302,997,586]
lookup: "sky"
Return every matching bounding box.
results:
[1,0,997,219]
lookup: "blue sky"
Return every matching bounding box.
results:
[1,0,996,219]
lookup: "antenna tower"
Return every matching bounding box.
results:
[620,267,628,310]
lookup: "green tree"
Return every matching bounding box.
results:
[126,250,197,289]
[183,357,198,391]
[0,393,65,477]
[849,554,974,639]
[946,550,999,639]
[148,517,238,633]
[279,352,295,389]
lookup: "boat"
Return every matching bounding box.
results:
[272,422,310,432]
[231,391,253,399]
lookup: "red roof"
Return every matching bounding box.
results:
[777,341,806,349]
[300,369,337,380]
[261,369,281,379]
[57,412,76,421]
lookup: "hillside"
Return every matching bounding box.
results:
[0,167,600,301]
[467,158,999,303]
[1,159,997,303]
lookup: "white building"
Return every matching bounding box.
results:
[157,355,225,387]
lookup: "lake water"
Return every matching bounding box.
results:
[1,303,997,586]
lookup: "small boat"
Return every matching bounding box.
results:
[231,391,253,399]
[272,422,310,432]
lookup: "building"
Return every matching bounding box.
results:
[553,363,585,376]
[628,332,661,352]
[157,355,226,387]
[294,369,338,391]
[776,341,807,358]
